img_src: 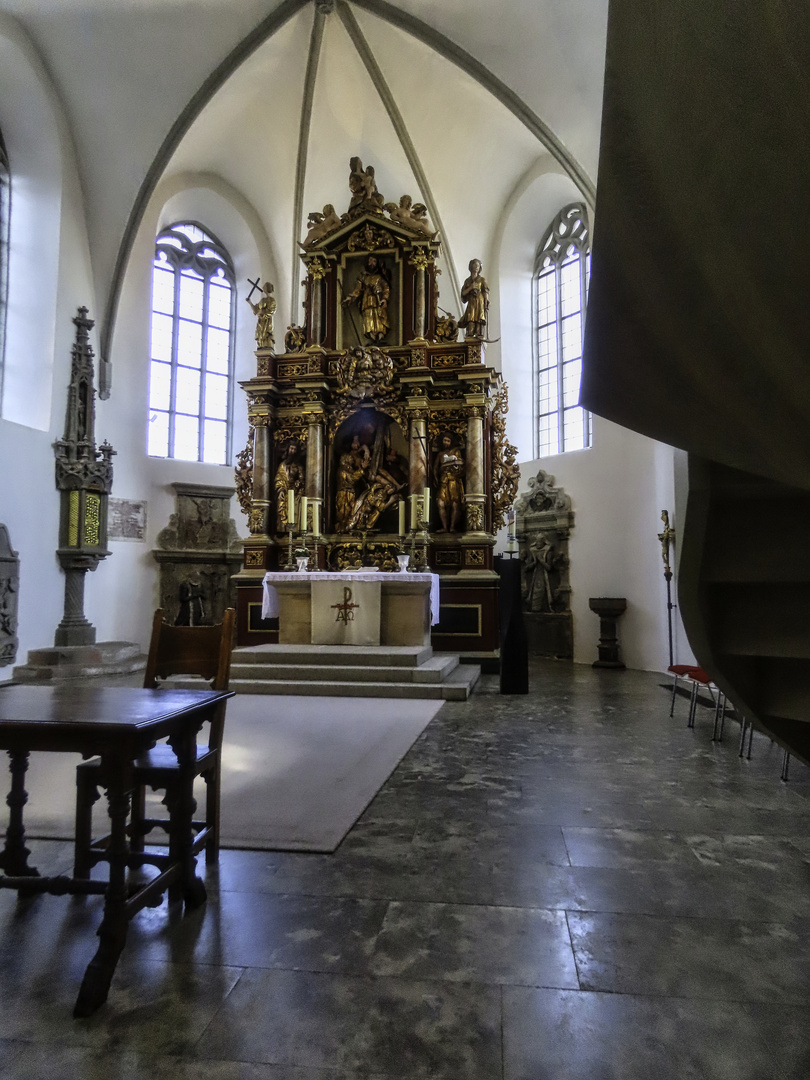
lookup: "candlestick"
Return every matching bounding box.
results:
[301,496,308,532]
[398,500,406,537]
[287,489,295,527]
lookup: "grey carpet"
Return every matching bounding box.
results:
[17,695,442,853]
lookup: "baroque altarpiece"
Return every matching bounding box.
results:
[233,160,518,654]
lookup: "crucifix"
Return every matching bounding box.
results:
[246,276,262,302]
[658,510,677,667]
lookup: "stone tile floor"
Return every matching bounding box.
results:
[2,660,810,1078]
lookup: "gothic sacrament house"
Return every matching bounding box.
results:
[234,159,519,655]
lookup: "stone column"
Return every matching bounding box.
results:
[307,258,327,347]
[409,249,431,342]
[306,415,324,532]
[252,421,272,534]
[409,411,428,497]
[464,406,486,534]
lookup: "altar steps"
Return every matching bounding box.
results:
[224,644,480,700]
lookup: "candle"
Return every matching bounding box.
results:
[422,486,430,519]
[287,489,295,526]
[313,502,319,536]
[410,493,418,530]
[301,496,308,531]
[398,500,406,536]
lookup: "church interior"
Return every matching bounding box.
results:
[1,1,809,1076]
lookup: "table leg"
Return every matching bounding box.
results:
[74,762,131,1018]
[0,750,39,878]
[167,726,207,911]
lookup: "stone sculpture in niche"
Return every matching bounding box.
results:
[515,468,575,658]
[274,440,305,532]
[433,433,465,533]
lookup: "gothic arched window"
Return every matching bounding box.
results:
[148,222,235,463]
[533,203,591,456]
[0,129,10,397]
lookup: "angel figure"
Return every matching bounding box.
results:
[302,204,342,247]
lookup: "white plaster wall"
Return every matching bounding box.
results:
[495,154,694,673]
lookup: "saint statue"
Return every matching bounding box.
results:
[348,447,407,531]
[274,439,304,532]
[433,434,465,533]
[347,156,384,218]
[458,259,489,339]
[335,435,371,533]
[341,255,391,342]
[521,534,562,613]
[246,281,276,350]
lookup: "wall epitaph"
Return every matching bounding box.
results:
[514,469,575,658]
[0,524,19,666]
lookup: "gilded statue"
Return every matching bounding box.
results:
[348,447,407,531]
[347,156,385,218]
[245,281,276,350]
[383,195,435,237]
[433,433,465,533]
[458,259,489,339]
[274,439,304,532]
[335,435,371,533]
[341,255,391,342]
[302,204,342,248]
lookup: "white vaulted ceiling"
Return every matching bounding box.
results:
[0,0,608,359]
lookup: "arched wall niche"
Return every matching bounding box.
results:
[0,15,68,430]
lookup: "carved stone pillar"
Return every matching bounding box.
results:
[464,406,486,534]
[308,258,328,347]
[408,410,428,496]
[252,421,272,535]
[409,248,431,342]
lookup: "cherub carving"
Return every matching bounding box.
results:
[383,194,436,237]
[301,204,342,247]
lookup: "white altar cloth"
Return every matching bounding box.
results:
[262,571,441,625]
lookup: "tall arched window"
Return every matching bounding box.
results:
[533,203,591,456]
[148,222,235,463]
[0,128,10,400]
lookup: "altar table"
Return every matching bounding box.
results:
[262,571,440,646]
[0,684,233,1017]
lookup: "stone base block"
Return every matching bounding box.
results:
[12,641,146,682]
[524,612,573,660]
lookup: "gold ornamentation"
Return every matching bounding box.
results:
[278,362,309,379]
[346,223,396,252]
[284,325,307,352]
[410,348,427,368]
[274,418,309,445]
[490,381,520,532]
[430,389,462,401]
[464,547,485,566]
[84,493,101,546]
[68,491,80,546]
[257,357,271,376]
[432,353,464,369]
[434,314,459,342]
[244,548,264,568]
[248,507,266,534]
[466,341,483,365]
[327,541,400,572]
[385,196,435,237]
[336,346,394,400]
[408,247,433,271]
[465,405,486,418]
[308,257,329,281]
[235,436,253,518]
[246,281,276,350]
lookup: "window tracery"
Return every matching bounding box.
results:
[148,222,235,464]
[533,203,591,456]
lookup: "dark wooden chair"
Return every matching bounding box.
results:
[73,607,236,880]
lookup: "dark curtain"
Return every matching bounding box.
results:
[581,1,810,488]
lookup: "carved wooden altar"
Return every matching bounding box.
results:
[234,159,518,654]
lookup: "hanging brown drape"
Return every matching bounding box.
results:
[581,1,810,488]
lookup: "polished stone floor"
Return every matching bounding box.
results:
[1,660,810,1079]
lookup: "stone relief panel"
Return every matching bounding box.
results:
[0,525,19,666]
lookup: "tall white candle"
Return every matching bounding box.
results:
[410,493,418,530]
[398,500,406,536]
[287,489,295,526]
[301,496,308,531]
[422,487,430,520]
[313,502,319,536]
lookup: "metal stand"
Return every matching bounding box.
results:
[284,527,296,571]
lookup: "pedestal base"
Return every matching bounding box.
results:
[12,642,146,683]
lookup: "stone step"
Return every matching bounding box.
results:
[230,654,459,685]
[233,644,434,668]
[226,663,479,701]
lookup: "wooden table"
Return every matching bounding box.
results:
[0,684,233,1017]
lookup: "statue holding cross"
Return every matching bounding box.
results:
[245,278,276,350]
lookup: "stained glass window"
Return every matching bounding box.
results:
[148,223,235,463]
[533,204,591,456]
